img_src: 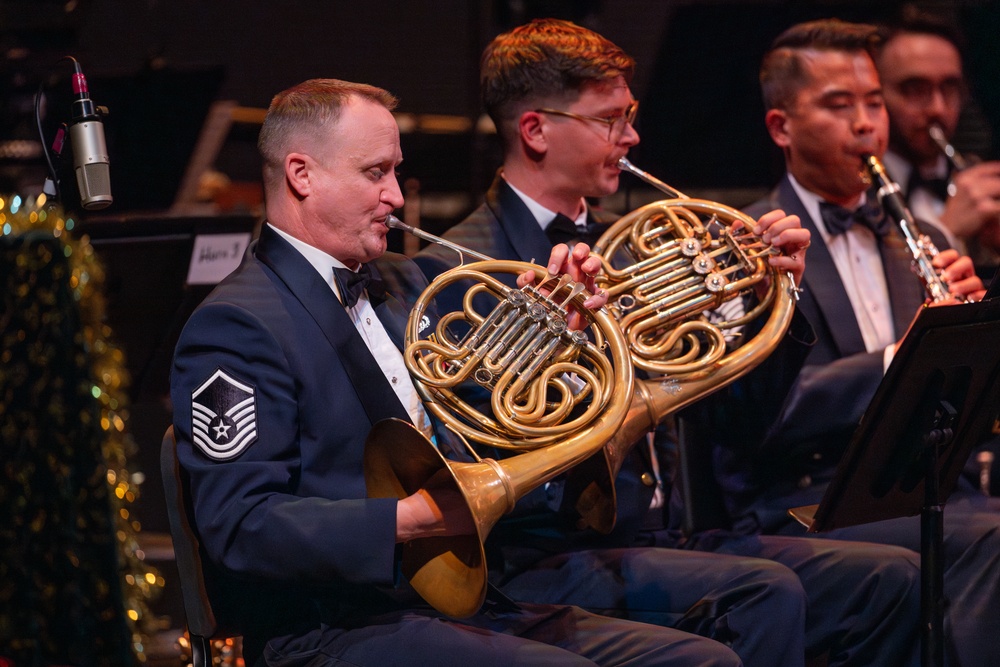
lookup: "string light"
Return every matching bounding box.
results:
[0,194,163,663]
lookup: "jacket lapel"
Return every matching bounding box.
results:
[371,290,409,352]
[488,174,561,265]
[255,225,410,423]
[879,236,915,337]
[776,176,868,356]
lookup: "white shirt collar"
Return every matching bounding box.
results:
[266,224,431,433]
[881,150,914,193]
[787,175,895,356]
[787,173,866,241]
[267,222,351,302]
[503,177,588,229]
[884,148,948,184]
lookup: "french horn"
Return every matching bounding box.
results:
[562,158,799,533]
[364,216,634,618]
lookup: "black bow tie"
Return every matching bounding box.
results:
[819,198,891,238]
[333,263,383,308]
[545,213,604,247]
[907,169,952,202]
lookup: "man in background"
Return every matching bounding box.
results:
[688,18,1000,665]
[876,6,1000,281]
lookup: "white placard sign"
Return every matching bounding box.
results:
[186,233,252,285]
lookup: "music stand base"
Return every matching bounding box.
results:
[921,400,954,667]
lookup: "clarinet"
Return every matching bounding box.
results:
[863,154,961,303]
[929,123,970,172]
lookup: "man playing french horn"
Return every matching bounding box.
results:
[169,77,745,666]
[407,17,923,667]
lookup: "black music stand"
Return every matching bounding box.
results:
[984,262,1000,300]
[788,296,1000,667]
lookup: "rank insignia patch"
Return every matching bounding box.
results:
[191,369,258,460]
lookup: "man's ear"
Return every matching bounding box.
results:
[765,108,791,148]
[518,111,548,156]
[285,153,312,198]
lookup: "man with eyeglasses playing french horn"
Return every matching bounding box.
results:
[401,17,923,667]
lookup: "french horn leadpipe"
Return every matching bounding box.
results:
[863,154,961,303]
[365,216,634,618]
[386,215,493,262]
[559,158,799,533]
[617,156,686,198]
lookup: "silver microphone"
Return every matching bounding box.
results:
[68,63,112,210]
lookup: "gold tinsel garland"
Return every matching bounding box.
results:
[0,193,165,662]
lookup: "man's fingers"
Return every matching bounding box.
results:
[931,248,960,269]
[582,287,608,310]
[580,253,602,276]
[548,243,571,275]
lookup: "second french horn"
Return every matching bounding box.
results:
[561,158,799,533]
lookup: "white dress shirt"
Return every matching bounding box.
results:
[787,176,897,370]
[268,223,432,438]
[505,178,588,235]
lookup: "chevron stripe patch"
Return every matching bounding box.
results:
[191,369,258,460]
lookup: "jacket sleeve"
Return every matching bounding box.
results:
[682,307,816,457]
[170,299,399,588]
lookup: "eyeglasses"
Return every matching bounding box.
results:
[894,77,966,108]
[535,100,639,142]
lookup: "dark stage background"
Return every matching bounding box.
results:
[1,0,998,643]
[5,1,999,209]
